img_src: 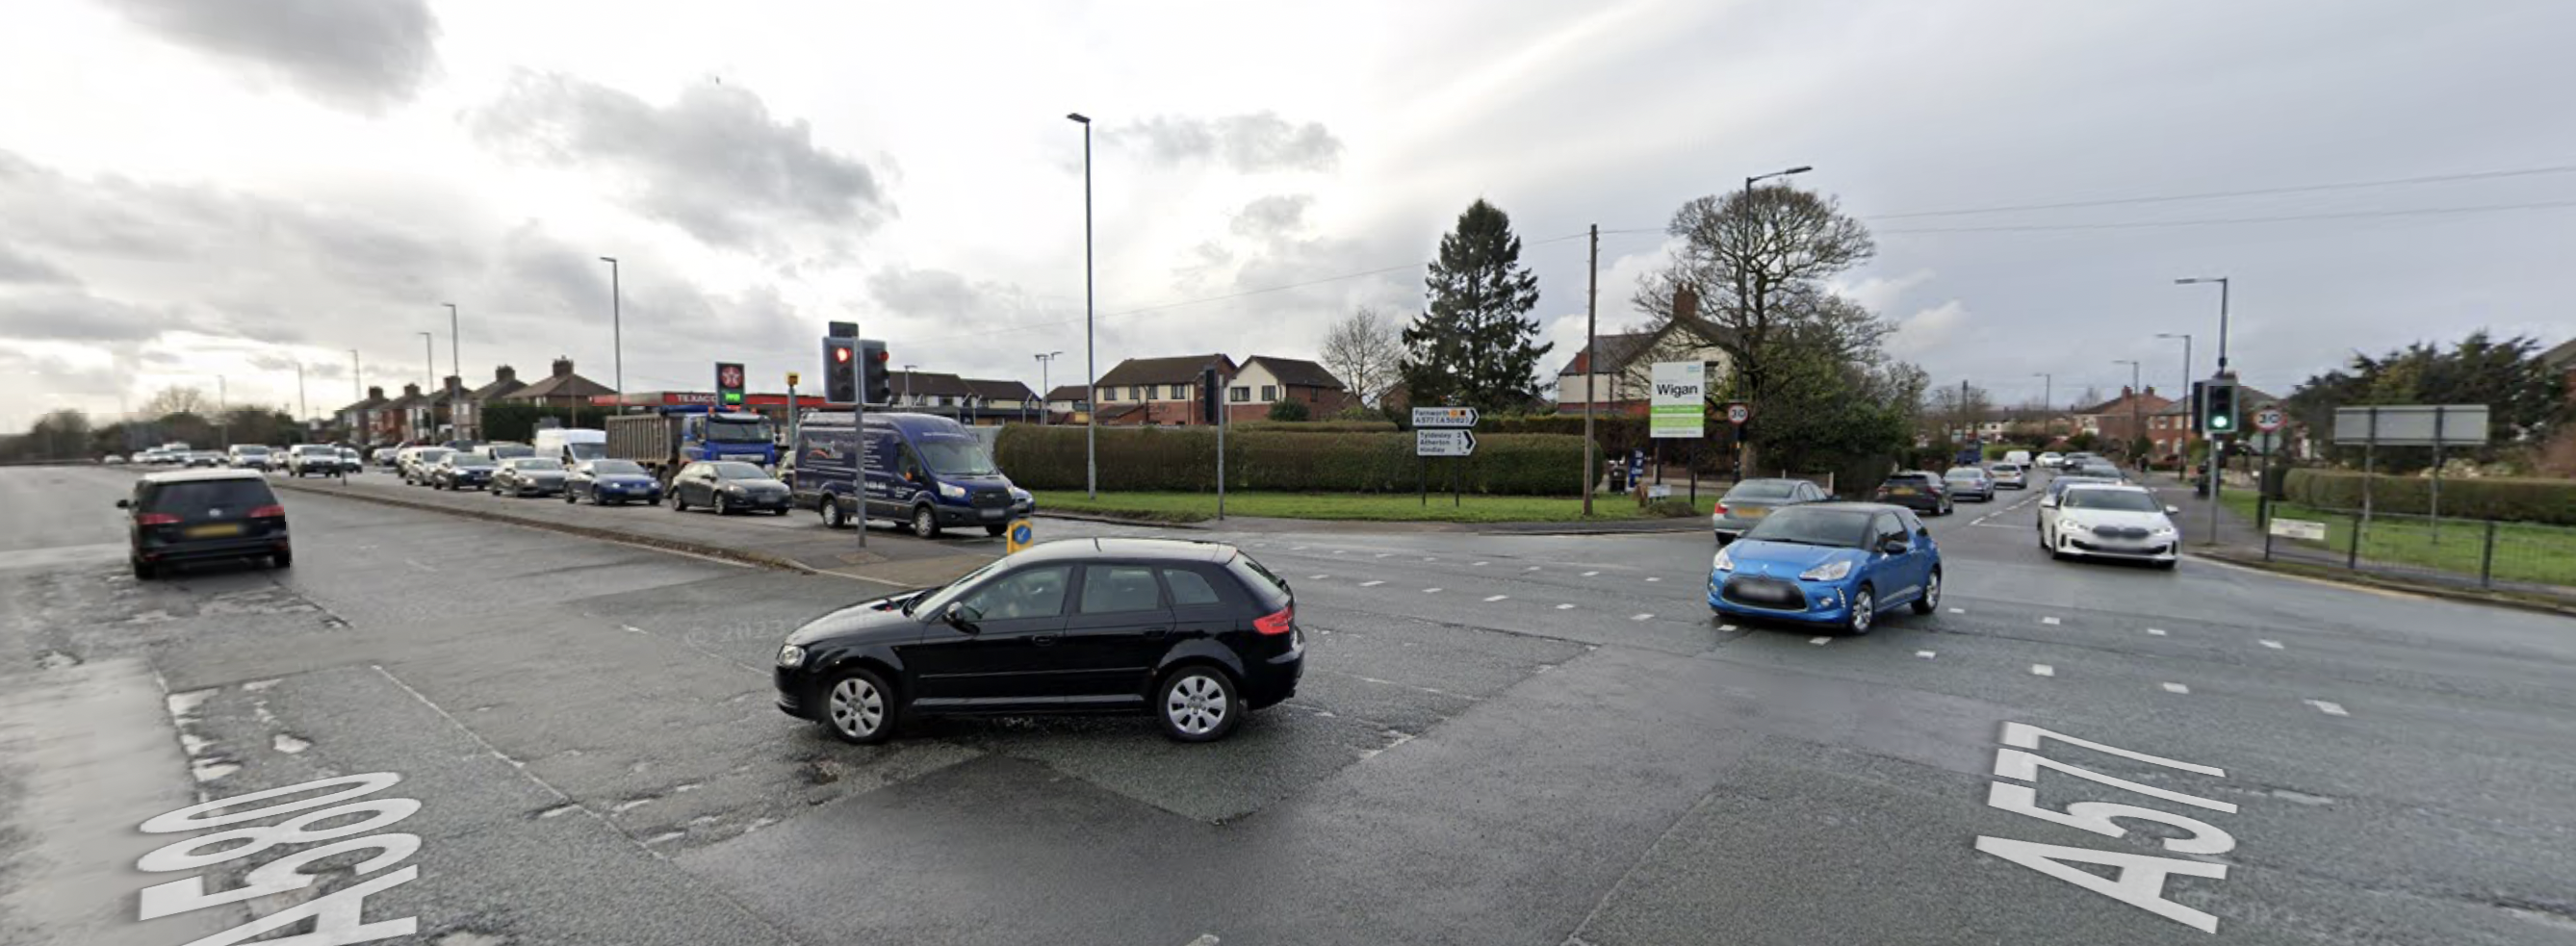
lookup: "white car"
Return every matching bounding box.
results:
[2036,451,2065,470]
[1990,463,2028,489]
[2039,483,2180,569]
[285,444,341,476]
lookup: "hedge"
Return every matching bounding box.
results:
[994,425,1584,495]
[2280,469,2576,524]
[1226,420,1399,434]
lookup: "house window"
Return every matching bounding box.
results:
[1261,385,1277,401]
[1229,386,1249,402]
[1144,385,1160,400]
[1173,385,1190,402]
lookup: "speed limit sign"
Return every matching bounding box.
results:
[2254,407,2284,432]
[1725,402,1751,426]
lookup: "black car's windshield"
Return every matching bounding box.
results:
[1725,480,1799,500]
[707,419,771,443]
[711,462,767,479]
[487,445,534,459]
[145,479,277,513]
[507,458,563,471]
[907,558,1008,616]
[915,439,999,476]
[1742,507,1873,548]
[589,460,645,476]
[2063,489,2161,512]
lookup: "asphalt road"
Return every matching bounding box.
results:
[4,465,2572,946]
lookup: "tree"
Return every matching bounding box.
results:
[141,385,214,420]
[2286,331,2570,472]
[1321,306,1403,407]
[1267,398,1312,422]
[1400,199,1551,413]
[13,409,92,461]
[1634,186,1875,472]
[1925,382,1996,441]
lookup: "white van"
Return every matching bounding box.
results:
[2003,449,2032,468]
[533,427,607,466]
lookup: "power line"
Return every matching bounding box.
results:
[1877,200,2576,234]
[1869,163,2576,219]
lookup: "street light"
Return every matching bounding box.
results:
[417,331,433,442]
[600,257,623,411]
[2114,359,2142,467]
[2174,277,2230,373]
[2031,372,2052,437]
[442,302,464,440]
[1069,111,1096,499]
[2155,332,2193,454]
[903,364,918,406]
[1743,166,1814,194]
[1035,350,1063,425]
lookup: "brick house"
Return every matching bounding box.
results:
[456,365,528,440]
[2066,386,2173,447]
[334,386,389,446]
[1554,323,1735,416]
[503,358,616,413]
[1224,356,1354,422]
[2147,384,2280,459]
[374,383,426,443]
[1093,354,1237,426]
[1043,385,1091,422]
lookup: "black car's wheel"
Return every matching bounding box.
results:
[563,490,578,504]
[713,494,732,516]
[821,498,846,529]
[272,551,292,569]
[1845,585,1876,635]
[770,507,787,516]
[1913,570,1941,615]
[1156,665,1241,743]
[2154,559,2178,572]
[670,491,686,512]
[819,668,898,745]
[911,505,940,539]
[132,559,154,580]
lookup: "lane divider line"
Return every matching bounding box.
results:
[1630,613,1653,622]
[1917,651,1936,659]
[1483,595,1508,602]
[1809,636,1831,646]
[2162,682,2190,694]
[2031,664,2055,677]
[2306,699,2349,717]
[1359,580,1384,587]
[2259,640,2284,650]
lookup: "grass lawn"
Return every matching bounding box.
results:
[2225,492,2576,587]
[1032,490,1719,524]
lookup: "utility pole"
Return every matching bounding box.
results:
[1068,112,1098,500]
[2114,359,2142,468]
[217,374,228,448]
[1036,351,1062,425]
[600,257,623,412]
[1583,223,1598,517]
[295,362,307,430]
[443,302,464,440]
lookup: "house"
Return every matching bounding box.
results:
[2065,386,2173,446]
[504,357,616,413]
[455,366,528,440]
[334,386,389,446]
[1553,316,1735,416]
[375,383,427,443]
[2544,338,2576,404]
[1224,356,1354,422]
[887,371,978,411]
[1093,354,1237,425]
[961,378,1040,412]
[1043,385,1091,422]
[422,376,468,442]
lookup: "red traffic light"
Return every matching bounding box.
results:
[833,347,852,364]
[870,349,889,363]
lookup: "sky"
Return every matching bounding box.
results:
[5,0,2574,430]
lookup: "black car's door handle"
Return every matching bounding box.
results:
[1032,633,1061,646]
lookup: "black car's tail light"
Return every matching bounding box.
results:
[250,504,285,519]
[136,512,180,525]
[1254,605,1295,636]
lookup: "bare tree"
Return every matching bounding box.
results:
[141,385,214,419]
[1321,305,1402,406]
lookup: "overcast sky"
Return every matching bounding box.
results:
[6,0,2573,429]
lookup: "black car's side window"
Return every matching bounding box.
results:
[959,565,1072,621]
[1161,568,1224,608]
[1079,565,1166,615]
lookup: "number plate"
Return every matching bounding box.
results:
[1891,487,1916,496]
[1740,507,1769,519]
[184,524,244,538]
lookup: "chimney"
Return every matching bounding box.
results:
[1673,284,1700,324]
[402,383,422,397]
[2121,385,2134,398]
[496,365,516,383]
[552,357,574,378]
[367,385,383,400]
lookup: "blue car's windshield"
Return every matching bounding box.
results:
[1741,507,1873,549]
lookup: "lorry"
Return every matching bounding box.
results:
[790,411,1032,538]
[532,427,606,466]
[604,408,778,486]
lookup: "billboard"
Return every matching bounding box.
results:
[1649,361,1705,439]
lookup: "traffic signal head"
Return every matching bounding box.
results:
[1199,367,1222,425]
[2202,381,2238,435]
[859,340,891,405]
[822,338,856,403]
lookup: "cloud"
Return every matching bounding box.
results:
[0,242,77,286]
[1106,112,1344,173]
[1230,194,1314,238]
[1833,268,1936,315]
[99,0,441,115]
[1890,299,1971,355]
[471,73,892,253]
[0,291,184,343]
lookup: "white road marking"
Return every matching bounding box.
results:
[1376,553,1391,558]
[2031,664,2055,677]
[1473,561,1489,567]
[1556,603,1576,610]
[1359,580,1384,587]
[1582,571,1600,576]
[2306,700,2349,717]
[1422,556,1437,562]
[1946,606,1966,614]
[2259,640,2284,650]
[2041,616,2062,626]
[1645,576,1662,582]
[2162,682,2190,694]
[1809,636,1832,645]
[1309,575,1328,580]
[1917,651,1936,659]
[1422,588,1442,594]
[1718,624,1737,631]
[1183,935,1221,946]
[1525,565,1542,572]
[1630,613,1653,622]
[1483,595,1508,601]
[1291,545,1308,550]
[403,558,438,573]
[2146,627,2168,636]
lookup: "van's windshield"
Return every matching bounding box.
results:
[915,439,998,476]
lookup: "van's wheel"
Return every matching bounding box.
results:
[912,506,940,538]
[1157,666,1241,743]
[821,499,846,529]
[820,668,898,745]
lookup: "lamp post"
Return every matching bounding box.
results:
[600,257,623,412]
[2031,372,2052,438]
[1035,351,1062,425]
[442,302,464,439]
[903,365,918,406]
[349,348,363,442]
[1744,165,1815,195]
[2174,277,2230,373]
[2155,332,2192,462]
[2175,277,2232,539]
[216,374,228,448]
[1068,112,1096,499]
[2114,359,2142,469]
[1732,165,1813,478]
[417,331,433,442]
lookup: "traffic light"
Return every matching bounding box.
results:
[2202,379,2239,436]
[715,361,745,407]
[1199,367,1222,424]
[859,340,891,405]
[822,337,856,404]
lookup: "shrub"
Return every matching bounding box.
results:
[994,425,1584,495]
[1229,420,1398,434]
[2281,468,2576,524]
[1267,399,1311,422]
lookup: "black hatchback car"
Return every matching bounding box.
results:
[119,469,290,579]
[774,538,1304,744]
[669,460,791,515]
[1872,471,1954,516]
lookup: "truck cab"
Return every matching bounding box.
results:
[682,411,777,467]
[793,412,1032,538]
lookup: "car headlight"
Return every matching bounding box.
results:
[2063,520,2092,532]
[724,484,747,495]
[2151,525,2177,537]
[938,482,967,499]
[776,645,806,669]
[1009,486,1031,502]
[1712,547,1736,572]
[1798,559,1854,581]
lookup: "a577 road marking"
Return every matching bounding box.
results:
[1974,722,2237,933]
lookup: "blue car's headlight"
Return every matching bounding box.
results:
[1798,559,1853,581]
[1712,547,1736,572]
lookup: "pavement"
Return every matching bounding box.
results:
[7,464,2576,945]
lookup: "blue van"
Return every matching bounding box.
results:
[792,412,1033,538]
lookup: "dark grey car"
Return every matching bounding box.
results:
[1711,478,1832,544]
[490,457,569,497]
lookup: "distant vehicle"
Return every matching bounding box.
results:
[2036,451,2065,470]
[489,457,568,498]
[398,447,454,485]
[668,460,791,515]
[532,428,607,466]
[471,443,536,461]
[1871,471,1952,516]
[431,452,498,491]
[1709,503,1941,635]
[791,411,1033,538]
[2039,483,2180,569]
[337,447,365,473]
[1942,467,1996,502]
[1990,463,2028,490]
[605,408,778,486]
[225,445,274,471]
[563,459,661,506]
[371,447,400,468]
[2072,460,2125,481]
[1710,477,1831,545]
[118,469,290,579]
[102,454,126,465]
[2003,449,2033,468]
[772,538,1304,744]
[185,450,225,468]
[284,444,340,477]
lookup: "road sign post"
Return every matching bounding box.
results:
[1413,429,1478,456]
[1413,408,1480,508]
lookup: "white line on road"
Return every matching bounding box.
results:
[1291,546,1308,550]
[1582,571,1600,576]
[2259,640,2284,650]
[1946,606,1966,614]
[1631,613,1654,621]
[1917,651,1936,659]
[1483,595,1508,601]
[1376,553,1391,558]
[1525,565,1542,572]
[1422,556,1437,562]
[1309,575,1328,580]
[1809,636,1831,646]
[1645,576,1662,582]
[404,558,438,573]
[2031,664,2055,677]
[2146,627,2168,636]
[1473,561,1489,567]
[1718,624,1737,631]
[1359,580,1384,587]
[1556,603,1576,610]
[2041,616,2062,626]
[2162,682,2191,694]
[1183,934,1221,946]
[1423,588,1442,594]
[2306,700,2349,717]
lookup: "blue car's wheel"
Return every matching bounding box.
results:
[1845,585,1875,635]
[1913,570,1941,615]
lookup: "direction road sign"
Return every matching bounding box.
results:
[1413,406,1479,428]
[1725,402,1751,426]
[1415,428,1478,457]
[2254,406,2284,432]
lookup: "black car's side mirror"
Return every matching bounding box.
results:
[115,499,130,509]
[1878,537,1911,555]
[940,601,978,633]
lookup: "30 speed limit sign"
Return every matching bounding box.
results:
[1725,402,1751,426]
[2254,407,2284,432]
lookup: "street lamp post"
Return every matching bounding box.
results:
[349,348,362,441]
[216,374,228,448]
[2155,332,2192,461]
[1068,112,1096,499]
[2114,359,2142,469]
[1035,351,1063,425]
[1743,165,1815,195]
[903,365,917,406]
[2031,372,2052,438]
[2175,277,2232,542]
[417,331,433,442]
[442,302,463,439]
[1733,165,1813,477]
[600,257,623,412]
[2174,277,2230,373]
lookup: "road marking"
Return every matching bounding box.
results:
[1375,553,1391,558]
[1525,565,1542,572]
[403,558,438,573]
[1645,576,1662,582]
[1423,588,1442,594]
[2306,700,2349,717]
[2259,640,2284,650]
[1718,624,1737,631]
[1946,606,1966,614]
[2162,682,2190,694]
[1809,636,1831,646]
[1556,603,1576,610]
[1630,613,1653,621]
[2146,627,2168,636]
[1422,556,1437,562]
[1359,580,1384,587]
[1183,934,1221,946]
[1483,595,1508,601]
[1472,560,1489,566]
[1309,575,1328,580]
[2041,616,2062,626]
[2031,664,2055,677]
[1917,651,1936,659]
[1582,571,1601,576]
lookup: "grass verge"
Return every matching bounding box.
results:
[2224,491,2576,588]
[1032,490,1717,524]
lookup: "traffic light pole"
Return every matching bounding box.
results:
[853,329,866,550]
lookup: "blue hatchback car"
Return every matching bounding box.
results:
[1708,502,1942,634]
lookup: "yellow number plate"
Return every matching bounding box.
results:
[184,524,244,538]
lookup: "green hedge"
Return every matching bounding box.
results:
[995,425,1584,495]
[1227,420,1398,434]
[2281,469,2576,524]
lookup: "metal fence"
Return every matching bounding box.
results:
[2257,504,2576,596]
